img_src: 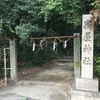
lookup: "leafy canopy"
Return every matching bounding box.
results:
[91,0,100,9]
[42,0,81,25]
[0,0,93,43]
[0,0,46,43]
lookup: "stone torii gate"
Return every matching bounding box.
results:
[8,35,81,83]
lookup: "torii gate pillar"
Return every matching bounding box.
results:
[10,39,18,81]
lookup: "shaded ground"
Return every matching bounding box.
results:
[0,56,74,100]
[19,62,73,82]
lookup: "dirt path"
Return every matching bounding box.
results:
[19,62,74,82]
[0,56,74,100]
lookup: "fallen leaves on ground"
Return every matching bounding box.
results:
[0,80,6,88]
[18,59,57,77]
[0,59,57,87]
[51,83,67,91]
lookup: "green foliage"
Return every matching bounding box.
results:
[91,0,100,9]
[75,61,81,68]
[17,43,58,67]
[93,27,100,79]
[42,0,81,25]
[41,0,62,22]
[94,33,100,55]
[16,24,46,44]
[20,98,26,100]
[0,0,46,40]
[15,0,46,42]
[0,0,19,36]
[33,46,58,64]
[0,0,95,74]
[94,56,100,78]
[94,33,100,48]
[94,33,100,78]
[0,0,93,39]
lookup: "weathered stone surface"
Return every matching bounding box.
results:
[81,14,94,79]
[71,95,100,100]
[74,33,80,78]
[71,87,100,100]
[58,59,74,62]
[71,14,100,100]
[0,93,27,100]
[10,40,18,81]
[76,78,99,92]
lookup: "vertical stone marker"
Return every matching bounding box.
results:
[75,14,99,92]
[10,39,18,81]
[81,14,93,79]
[71,14,100,100]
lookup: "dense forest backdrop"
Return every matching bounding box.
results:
[0,0,100,78]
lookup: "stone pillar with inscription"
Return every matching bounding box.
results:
[71,14,100,100]
[76,14,99,92]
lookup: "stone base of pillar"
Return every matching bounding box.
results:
[71,87,100,100]
[76,78,99,92]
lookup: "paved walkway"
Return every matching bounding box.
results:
[0,57,74,100]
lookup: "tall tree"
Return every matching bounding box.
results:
[0,0,94,66]
[0,0,93,40]
[41,0,93,35]
[0,0,46,43]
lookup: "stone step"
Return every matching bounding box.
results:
[61,56,74,59]
[58,59,74,62]
[56,62,74,66]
